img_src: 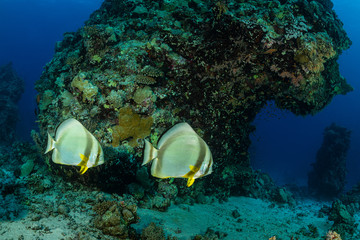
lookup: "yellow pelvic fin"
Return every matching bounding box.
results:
[183,165,200,187]
[79,166,89,175]
[187,177,195,187]
[78,154,89,175]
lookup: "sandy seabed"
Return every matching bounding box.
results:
[2,186,357,240]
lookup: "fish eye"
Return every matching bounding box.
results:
[137,138,144,146]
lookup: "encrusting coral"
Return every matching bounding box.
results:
[326,230,342,240]
[71,73,98,102]
[140,222,178,240]
[112,106,153,147]
[93,197,139,238]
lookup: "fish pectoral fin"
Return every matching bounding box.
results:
[79,166,89,175]
[182,172,191,178]
[187,177,195,187]
[189,165,200,173]
[183,165,199,178]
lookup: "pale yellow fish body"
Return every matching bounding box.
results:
[143,123,213,187]
[44,118,104,174]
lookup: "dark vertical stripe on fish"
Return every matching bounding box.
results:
[149,143,154,161]
[204,155,212,175]
[94,143,101,166]
[83,130,93,164]
[194,137,206,170]
[181,137,204,177]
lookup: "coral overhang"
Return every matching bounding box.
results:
[35,0,351,196]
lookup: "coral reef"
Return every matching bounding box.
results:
[308,123,351,198]
[112,106,153,147]
[0,168,25,220]
[140,222,178,240]
[35,0,351,198]
[193,227,228,240]
[213,167,296,205]
[0,141,142,239]
[0,62,24,145]
[296,224,319,238]
[20,156,35,177]
[328,200,358,239]
[339,184,360,212]
[93,196,139,238]
[323,183,360,239]
[141,222,166,240]
[71,72,99,102]
[0,141,42,220]
[326,230,342,240]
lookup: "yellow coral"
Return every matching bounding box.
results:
[326,230,341,240]
[71,74,98,101]
[294,33,336,73]
[108,79,118,87]
[112,106,153,147]
[91,54,102,63]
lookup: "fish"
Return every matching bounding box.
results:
[142,122,213,187]
[44,118,104,174]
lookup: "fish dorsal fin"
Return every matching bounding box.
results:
[158,122,196,148]
[45,132,55,154]
[56,118,83,140]
[142,139,158,165]
[78,153,89,174]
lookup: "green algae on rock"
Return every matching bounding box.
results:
[35,0,352,199]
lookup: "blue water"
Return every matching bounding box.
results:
[0,0,103,139]
[0,0,359,189]
[251,0,360,189]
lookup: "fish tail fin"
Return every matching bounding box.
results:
[142,139,158,165]
[44,132,55,154]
